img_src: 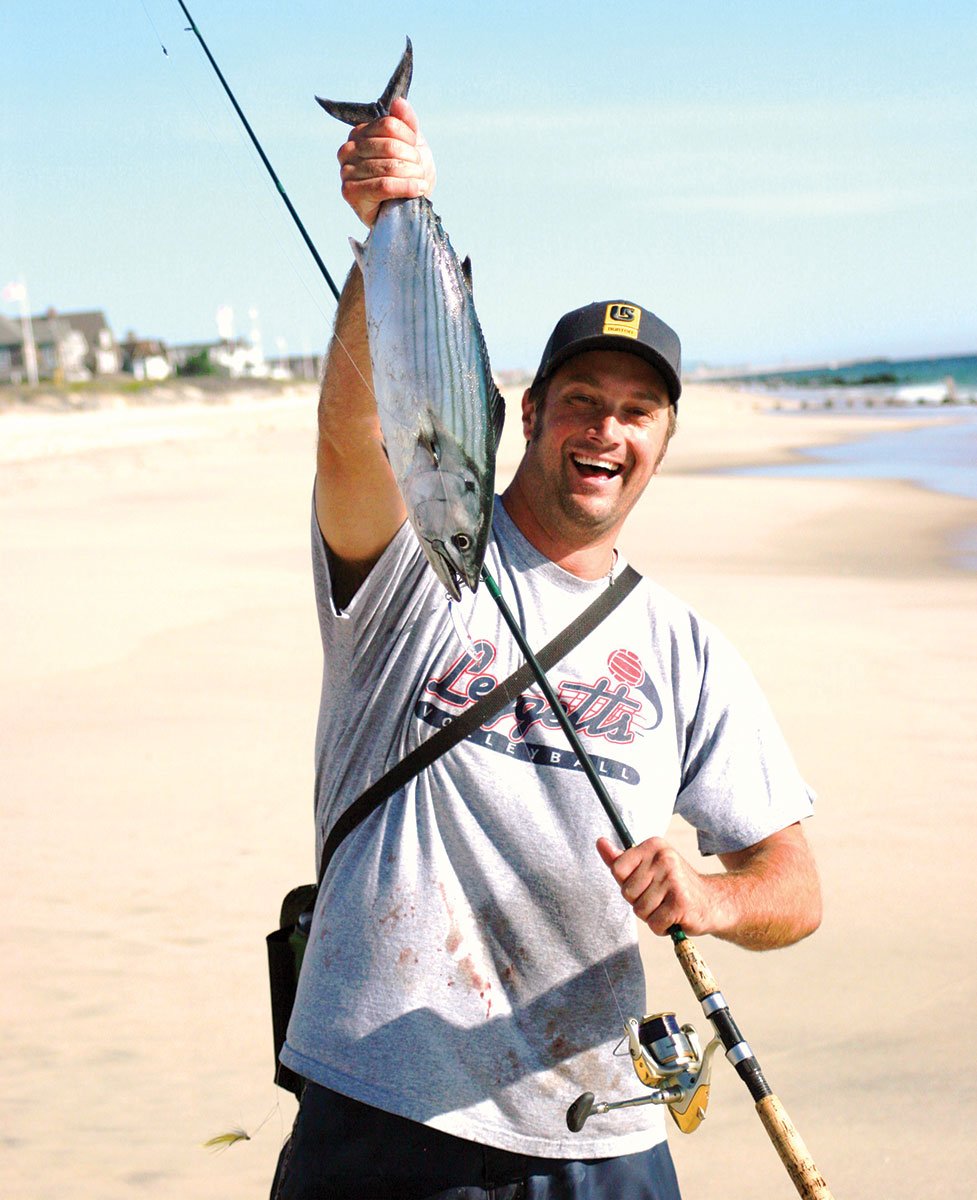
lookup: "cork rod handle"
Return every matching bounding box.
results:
[670,931,835,1199]
[756,1094,834,1200]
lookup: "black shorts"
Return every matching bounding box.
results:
[270,1082,681,1200]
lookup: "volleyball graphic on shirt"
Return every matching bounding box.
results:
[607,648,645,687]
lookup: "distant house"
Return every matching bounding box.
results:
[272,352,323,381]
[30,313,87,381]
[169,338,267,379]
[120,335,172,381]
[0,314,21,383]
[0,307,121,383]
[60,310,122,376]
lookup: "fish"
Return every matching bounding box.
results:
[316,39,504,601]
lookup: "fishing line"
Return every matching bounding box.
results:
[139,0,169,54]
[141,1,335,330]
[600,952,630,1034]
[140,1,366,386]
[174,0,341,301]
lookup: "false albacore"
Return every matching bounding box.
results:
[317,39,504,601]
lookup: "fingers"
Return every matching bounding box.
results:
[597,836,706,936]
[337,109,434,226]
[388,96,419,133]
[340,151,427,192]
[340,174,428,227]
[595,836,621,869]
[338,119,421,165]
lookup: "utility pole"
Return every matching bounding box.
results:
[2,279,39,386]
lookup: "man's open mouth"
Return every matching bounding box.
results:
[571,453,623,481]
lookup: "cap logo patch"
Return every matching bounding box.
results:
[602,303,641,340]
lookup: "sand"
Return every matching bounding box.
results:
[2,382,975,1199]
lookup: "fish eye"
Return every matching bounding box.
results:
[452,533,472,551]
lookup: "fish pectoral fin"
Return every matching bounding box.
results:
[418,429,440,467]
[490,383,506,449]
[316,38,413,125]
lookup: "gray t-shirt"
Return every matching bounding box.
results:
[281,498,814,1158]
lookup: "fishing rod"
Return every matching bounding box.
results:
[174,0,341,303]
[485,566,831,1198]
[173,9,833,1196]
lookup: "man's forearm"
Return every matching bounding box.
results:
[318,264,374,449]
[598,823,822,951]
[711,826,823,951]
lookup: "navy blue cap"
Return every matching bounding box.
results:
[532,301,682,405]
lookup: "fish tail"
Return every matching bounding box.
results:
[316,37,413,125]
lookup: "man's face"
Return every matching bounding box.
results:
[519,350,674,543]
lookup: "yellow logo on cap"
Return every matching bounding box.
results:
[602,303,641,339]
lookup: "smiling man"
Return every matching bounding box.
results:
[270,99,822,1200]
[505,313,679,566]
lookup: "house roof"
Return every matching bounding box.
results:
[59,309,114,346]
[28,315,74,346]
[121,337,168,357]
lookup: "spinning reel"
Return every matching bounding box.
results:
[567,1010,721,1135]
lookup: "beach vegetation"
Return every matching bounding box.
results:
[177,349,219,377]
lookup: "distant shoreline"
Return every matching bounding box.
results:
[0,375,317,414]
[687,348,977,379]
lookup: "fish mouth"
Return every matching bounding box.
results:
[428,536,481,601]
[570,452,624,482]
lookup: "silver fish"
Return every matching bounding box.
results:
[317,39,503,601]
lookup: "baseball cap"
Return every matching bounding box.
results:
[531,300,682,405]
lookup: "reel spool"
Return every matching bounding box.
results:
[567,1011,721,1135]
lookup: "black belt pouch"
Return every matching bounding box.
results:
[266,883,317,1097]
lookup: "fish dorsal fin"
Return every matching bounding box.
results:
[349,237,368,271]
[461,256,473,292]
[316,38,413,126]
[490,383,505,450]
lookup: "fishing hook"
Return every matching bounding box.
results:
[172,10,833,1196]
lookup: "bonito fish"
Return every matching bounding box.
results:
[317,40,503,601]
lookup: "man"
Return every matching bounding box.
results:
[271,98,821,1200]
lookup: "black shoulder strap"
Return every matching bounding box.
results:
[317,565,641,884]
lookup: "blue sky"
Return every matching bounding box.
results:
[2,1,975,371]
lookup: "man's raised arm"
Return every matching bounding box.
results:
[315,98,436,607]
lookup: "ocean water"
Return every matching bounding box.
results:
[724,394,977,570]
[714,353,977,504]
[713,352,977,406]
[732,409,977,501]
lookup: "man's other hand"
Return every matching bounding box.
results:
[596,823,821,950]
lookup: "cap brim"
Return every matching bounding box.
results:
[540,336,682,405]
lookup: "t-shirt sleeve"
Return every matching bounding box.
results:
[674,622,815,856]
[310,486,433,640]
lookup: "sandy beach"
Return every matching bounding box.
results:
[2,382,975,1199]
